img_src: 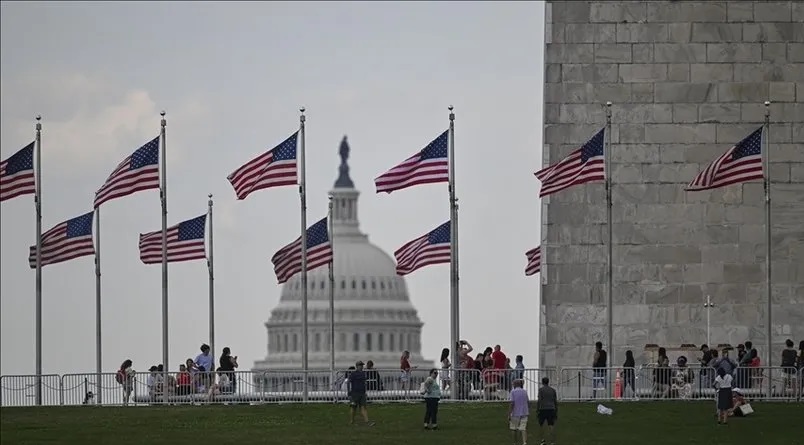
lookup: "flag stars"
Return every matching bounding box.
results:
[306,218,330,248]
[130,137,160,170]
[273,133,298,161]
[427,221,451,244]
[420,131,449,160]
[178,215,207,241]
[66,212,95,238]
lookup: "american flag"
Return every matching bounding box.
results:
[271,217,333,284]
[395,221,451,276]
[228,132,298,200]
[375,130,449,194]
[686,127,764,192]
[28,211,95,268]
[525,246,541,276]
[1,142,36,202]
[535,128,605,197]
[138,214,207,264]
[94,137,160,208]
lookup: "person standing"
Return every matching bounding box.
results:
[537,377,558,445]
[592,341,607,392]
[714,367,734,425]
[420,368,442,430]
[348,361,374,426]
[508,379,530,445]
[622,350,636,398]
[219,347,238,394]
[440,348,452,392]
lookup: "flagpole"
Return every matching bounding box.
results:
[207,194,215,360]
[605,101,614,367]
[159,111,169,404]
[94,207,102,404]
[298,107,309,402]
[448,105,460,400]
[34,115,43,406]
[327,194,335,396]
[763,101,772,398]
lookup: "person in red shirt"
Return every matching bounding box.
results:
[176,364,192,395]
[492,345,507,369]
[400,350,416,390]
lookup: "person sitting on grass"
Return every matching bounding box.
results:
[347,361,374,426]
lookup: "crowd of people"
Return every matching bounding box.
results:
[115,344,239,405]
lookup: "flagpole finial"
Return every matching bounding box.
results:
[606,101,612,107]
[160,110,166,117]
[448,105,454,121]
[35,115,42,131]
[160,110,166,128]
[764,101,771,116]
[36,115,42,121]
[300,107,306,123]
[208,193,212,199]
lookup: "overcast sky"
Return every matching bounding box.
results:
[0,1,544,376]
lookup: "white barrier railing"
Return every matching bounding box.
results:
[1,366,800,407]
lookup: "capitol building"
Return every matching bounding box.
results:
[253,137,429,373]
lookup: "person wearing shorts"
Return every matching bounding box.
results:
[347,361,374,426]
[508,379,529,445]
[537,377,558,445]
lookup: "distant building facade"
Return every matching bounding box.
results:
[254,137,429,374]
[541,1,804,367]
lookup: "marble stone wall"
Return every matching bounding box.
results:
[541,1,804,368]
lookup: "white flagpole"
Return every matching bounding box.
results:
[605,101,614,367]
[208,194,215,360]
[159,111,169,404]
[298,107,309,402]
[763,101,772,397]
[328,195,335,396]
[34,115,43,406]
[94,207,102,404]
[448,106,460,400]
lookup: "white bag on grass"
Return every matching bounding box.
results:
[596,404,613,415]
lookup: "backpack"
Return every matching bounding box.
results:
[115,369,126,384]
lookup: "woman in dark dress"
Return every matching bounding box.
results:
[714,367,734,425]
[622,350,636,398]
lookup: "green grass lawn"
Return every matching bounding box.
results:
[1,402,801,445]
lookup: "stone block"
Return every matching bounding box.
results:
[551,1,591,24]
[546,43,595,63]
[724,263,764,284]
[594,43,633,63]
[654,82,717,102]
[686,185,743,204]
[717,82,770,102]
[645,284,681,305]
[635,203,705,224]
[565,23,617,43]
[610,144,660,163]
[647,2,727,23]
[611,103,665,123]
[632,43,654,63]
[716,123,765,144]
[654,43,707,62]
[761,43,787,64]
[590,1,648,23]
[734,63,787,82]
[744,23,804,43]
[680,285,705,303]
[699,103,742,123]
[645,123,717,143]
[668,23,692,42]
[701,244,740,263]
[790,44,804,63]
[727,1,754,22]
[690,63,734,82]
[590,83,633,102]
[611,163,643,183]
[724,204,765,224]
[549,203,608,226]
[752,1,793,22]
[782,64,804,81]
[795,2,804,22]
[559,104,606,123]
[545,83,588,103]
[547,23,564,44]
[791,164,804,182]
[631,83,653,102]
[672,104,699,123]
[545,64,562,83]
[667,63,690,82]
[562,63,619,82]
[691,23,742,42]
[771,82,797,102]
[707,43,762,63]
[742,183,764,203]
[612,123,647,144]
[770,164,791,182]
[546,123,609,144]
[642,163,706,183]
[616,23,669,43]
[794,121,804,142]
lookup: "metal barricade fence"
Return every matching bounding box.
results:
[0,367,800,407]
[0,374,62,407]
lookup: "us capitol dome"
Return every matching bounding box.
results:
[253,136,429,372]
